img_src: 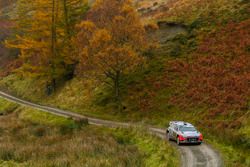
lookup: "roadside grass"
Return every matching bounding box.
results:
[206,136,250,167]
[0,75,46,102]
[185,109,250,167]
[0,115,143,167]
[0,160,26,167]
[0,98,18,115]
[0,97,180,167]
[19,107,76,127]
[113,128,180,167]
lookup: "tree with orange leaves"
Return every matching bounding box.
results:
[5,0,88,94]
[75,0,147,106]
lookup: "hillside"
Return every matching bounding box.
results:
[0,0,250,166]
[0,98,179,167]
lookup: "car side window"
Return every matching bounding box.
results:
[174,126,178,131]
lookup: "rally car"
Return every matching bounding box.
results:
[166,121,203,145]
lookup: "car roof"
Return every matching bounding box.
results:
[170,121,194,127]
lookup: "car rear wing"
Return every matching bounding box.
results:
[169,121,193,127]
[169,121,185,126]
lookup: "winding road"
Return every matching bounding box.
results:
[0,90,223,167]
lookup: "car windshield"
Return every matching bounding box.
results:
[179,127,196,132]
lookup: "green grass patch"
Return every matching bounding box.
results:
[113,128,180,167]
[0,75,46,102]
[0,160,26,167]
[19,107,75,127]
[206,134,250,167]
[0,98,18,115]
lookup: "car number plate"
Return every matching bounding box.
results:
[189,138,197,142]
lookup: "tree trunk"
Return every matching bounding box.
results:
[51,0,57,92]
[63,0,70,38]
[51,0,57,59]
[114,71,122,112]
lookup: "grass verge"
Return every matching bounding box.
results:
[0,97,180,167]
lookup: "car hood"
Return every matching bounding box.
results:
[181,131,200,137]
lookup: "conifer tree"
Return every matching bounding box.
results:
[5,0,88,94]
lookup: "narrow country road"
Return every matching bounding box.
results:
[0,91,223,167]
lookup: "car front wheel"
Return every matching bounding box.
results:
[167,133,171,141]
[177,137,181,145]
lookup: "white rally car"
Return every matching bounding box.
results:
[166,121,203,145]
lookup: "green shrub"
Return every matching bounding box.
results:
[32,126,47,137]
[59,123,77,135]
[73,117,89,129]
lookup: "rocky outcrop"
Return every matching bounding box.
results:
[149,21,188,43]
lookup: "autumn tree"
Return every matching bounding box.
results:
[61,0,88,72]
[5,0,88,94]
[75,0,147,105]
